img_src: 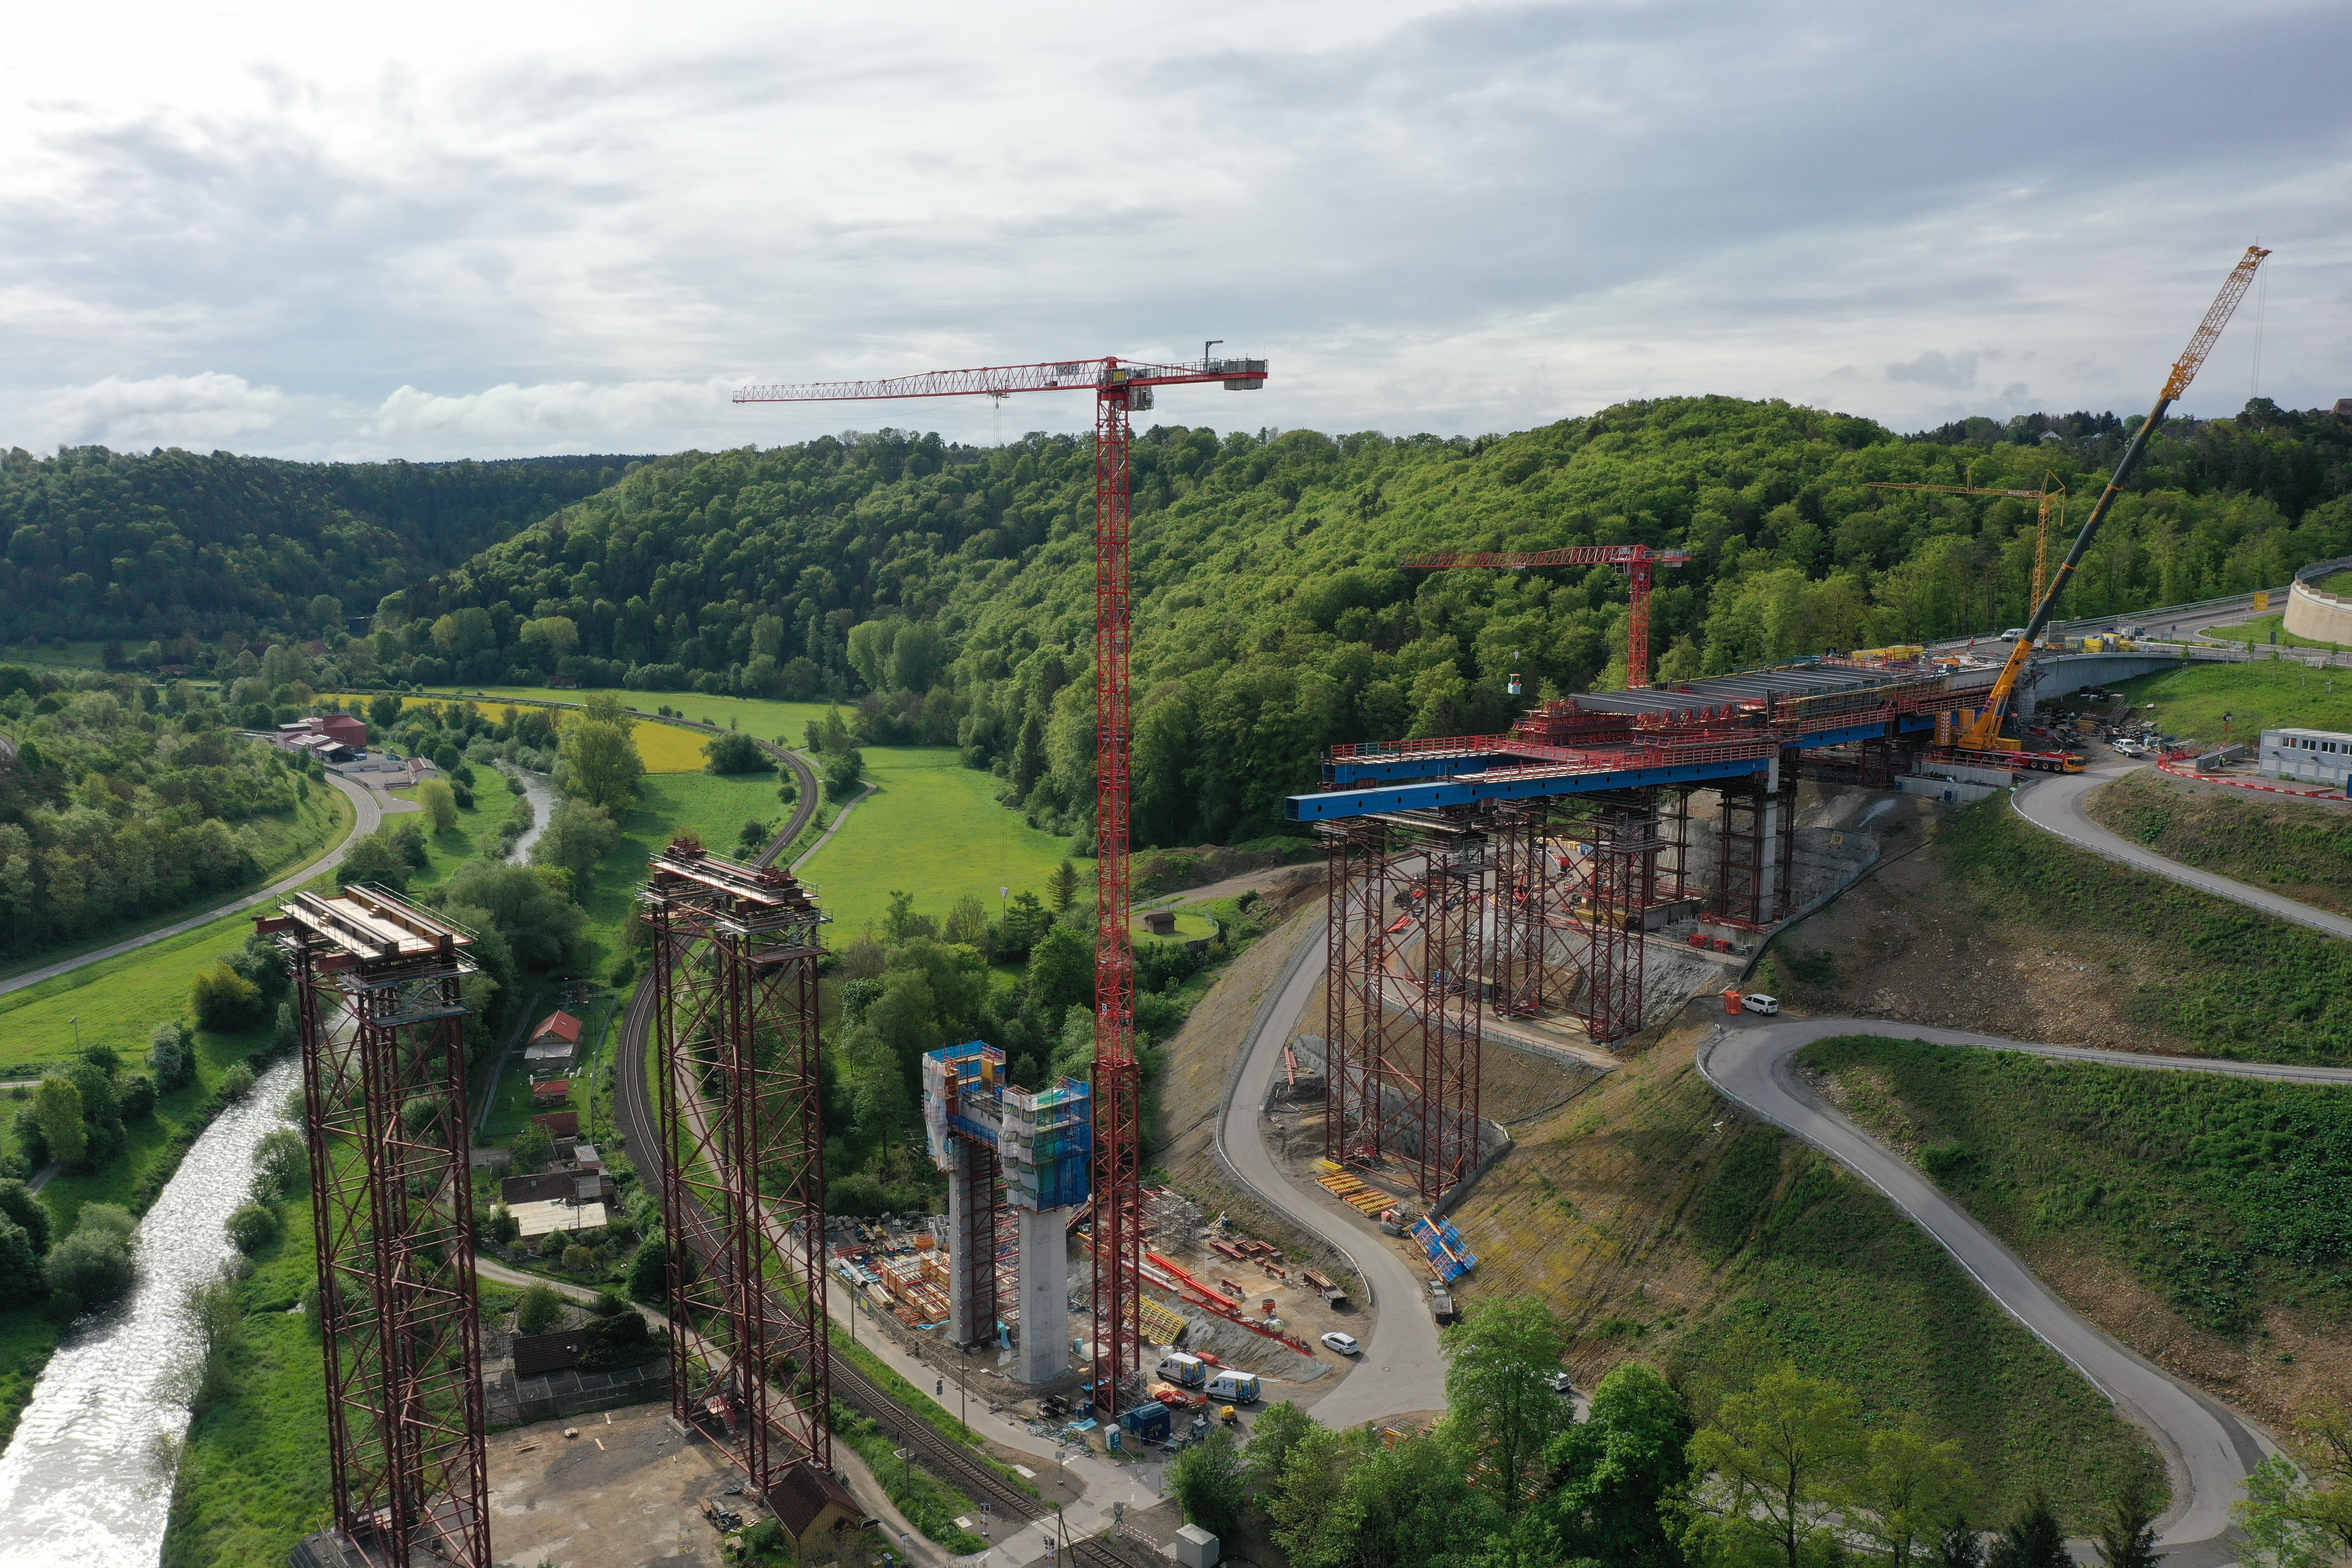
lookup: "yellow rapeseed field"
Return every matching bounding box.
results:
[322,693,714,773]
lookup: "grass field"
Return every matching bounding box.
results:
[797,748,1090,940]
[2110,659,2352,746]
[1803,1035,2352,1340]
[2085,768,2352,916]
[2195,612,2344,651]
[388,686,835,749]
[1136,909,1217,941]
[0,641,108,669]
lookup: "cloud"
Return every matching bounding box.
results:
[364,378,736,443]
[1885,351,1981,391]
[28,372,285,449]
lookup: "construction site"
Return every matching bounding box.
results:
[251,248,2291,1568]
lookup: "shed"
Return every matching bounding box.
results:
[764,1460,865,1553]
[1120,1402,1171,1443]
[1175,1523,1222,1568]
[531,1080,571,1105]
[530,1110,580,1139]
[511,1328,585,1377]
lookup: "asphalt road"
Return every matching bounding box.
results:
[1698,1015,2335,1563]
[1215,912,1455,1426]
[2013,764,2352,941]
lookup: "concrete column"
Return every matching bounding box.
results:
[1014,1205,1068,1384]
[944,1141,990,1347]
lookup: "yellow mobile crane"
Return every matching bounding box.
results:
[1936,245,2271,769]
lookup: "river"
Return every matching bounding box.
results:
[0,1057,300,1568]
[504,768,562,864]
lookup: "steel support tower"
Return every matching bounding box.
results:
[735,350,1266,1417]
[643,842,831,1487]
[1562,790,1663,1045]
[263,887,488,1568]
[1487,802,1557,1020]
[1322,818,1391,1166]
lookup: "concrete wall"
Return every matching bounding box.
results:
[2287,575,2352,646]
[2018,653,2185,713]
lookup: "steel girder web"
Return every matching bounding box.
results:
[645,843,831,1489]
[1091,386,1146,1415]
[273,890,489,1568]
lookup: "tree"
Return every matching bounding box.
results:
[1440,1294,1573,1513]
[823,747,865,803]
[0,1176,53,1255]
[1684,1362,1864,1568]
[515,1282,565,1335]
[226,1201,282,1253]
[254,1127,308,1198]
[943,893,990,949]
[703,731,775,775]
[190,962,265,1030]
[2235,1455,2334,1568]
[557,694,644,811]
[219,1062,256,1099]
[416,778,459,832]
[1939,1517,1987,1568]
[1544,1360,1692,1568]
[1845,1421,1977,1568]
[1024,925,1093,1015]
[0,1215,42,1305]
[629,1233,667,1302]
[1047,858,1079,912]
[32,1075,86,1169]
[45,1206,136,1309]
[532,799,620,888]
[337,827,413,892]
[1171,1428,1247,1539]
[432,861,585,971]
[510,1123,555,1174]
[1248,1401,1320,1487]
[147,1019,196,1090]
[2092,1475,2163,1568]
[1987,1491,2069,1568]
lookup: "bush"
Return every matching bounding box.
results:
[1171,1428,1246,1538]
[0,1177,52,1256]
[225,1202,282,1254]
[0,1216,44,1305]
[254,1128,307,1198]
[514,1282,565,1335]
[1919,1141,1978,1183]
[510,1123,555,1173]
[591,1290,628,1317]
[45,1226,135,1311]
[628,1234,666,1303]
[484,1204,519,1245]
[147,1019,196,1090]
[577,1309,662,1372]
[218,1062,257,1101]
[190,962,266,1031]
[823,748,865,803]
[119,1073,156,1121]
[703,731,776,775]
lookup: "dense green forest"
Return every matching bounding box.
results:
[0,448,648,649]
[381,395,2352,844]
[10,398,2352,845]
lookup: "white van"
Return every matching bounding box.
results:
[1155,1352,1206,1388]
[1741,993,1779,1016]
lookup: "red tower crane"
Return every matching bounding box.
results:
[735,351,1268,1416]
[1402,544,1692,687]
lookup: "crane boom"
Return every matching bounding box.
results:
[1957,245,2269,753]
[735,355,1267,404]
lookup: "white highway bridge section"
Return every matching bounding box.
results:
[1216,762,2352,1565]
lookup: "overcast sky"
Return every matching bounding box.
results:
[3,1,2346,461]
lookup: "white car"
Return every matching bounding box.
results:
[1320,1332,1360,1356]
[2001,628,2028,640]
[1741,993,1779,1015]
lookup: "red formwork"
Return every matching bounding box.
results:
[644,842,830,1488]
[1090,386,1145,1415]
[267,888,489,1568]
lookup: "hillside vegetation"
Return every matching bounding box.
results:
[2086,767,2352,917]
[1804,1035,2352,1434]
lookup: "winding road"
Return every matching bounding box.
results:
[1203,760,2352,1564]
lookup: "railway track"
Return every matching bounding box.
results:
[606,743,1155,1568]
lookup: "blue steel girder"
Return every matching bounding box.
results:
[1289,715,1926,822]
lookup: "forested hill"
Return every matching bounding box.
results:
[382,395,2352,844]
[0,447,650,647]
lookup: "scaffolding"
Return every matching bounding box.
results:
[1711,753,1800,930]
[643,842,830,1490]
[1320,814,1485,1208]
[263,886,488,1568]
[1562,790,1663,1045]
[1487,802,1556,1020]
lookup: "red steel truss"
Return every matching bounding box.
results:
[1560,791,1663,1045]
[735,350,1267,1420]
[264,887,488,1568]
[644,842,830,1488]
[1320,815,1484,1207]
[1488,802,1558,1020]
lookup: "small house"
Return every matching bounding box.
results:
[764,1461,865,1555]
[530,1110,580,1139]
[2260,727,2352,788]
[524,1010,584,1075]
[531,1079,571,1106]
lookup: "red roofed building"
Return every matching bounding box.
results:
[531,1080,571,1105]
[524,1009,584,1074]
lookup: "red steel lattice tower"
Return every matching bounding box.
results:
[736,350,1265,1416]
[643,842,830,1487]
[261,887,490,1568]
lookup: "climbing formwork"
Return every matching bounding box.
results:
[643,842,830,1490]
[263,886,489,1568]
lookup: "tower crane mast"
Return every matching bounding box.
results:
[736,349,1268,1418]
[1402,544,1692,687]
[1864,475,2068,614]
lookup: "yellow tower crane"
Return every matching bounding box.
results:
[1864,473,2068,625]
[1944,244,2270,761]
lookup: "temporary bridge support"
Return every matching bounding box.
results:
[643,842,831,1491]
[1320,813,1485,1208]
[1712,751,1799,929]
[266,886,490,1568]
